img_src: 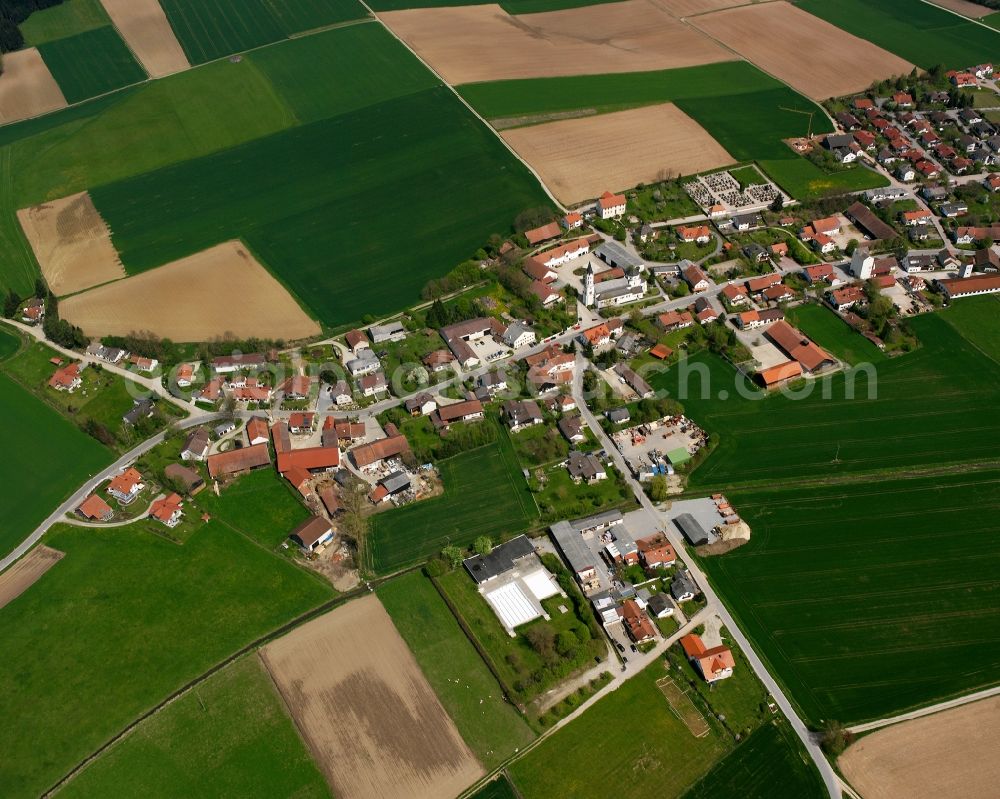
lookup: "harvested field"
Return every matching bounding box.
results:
[501,103,733,203]
[925,0,995,18]
[99,0,190,77]
[690,1,914,99]
[0,47,67,124]
[839,697,1000,799]
[260,595,483,799]
[0,545,63,610]
[378,0,734,84]
[17,191,124,296]
[655,0,750,16]
[61,240,320,341]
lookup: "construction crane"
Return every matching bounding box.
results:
[780,106,816,139]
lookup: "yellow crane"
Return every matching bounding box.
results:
[780,106,816,139]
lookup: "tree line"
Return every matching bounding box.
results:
[0,0,65,54]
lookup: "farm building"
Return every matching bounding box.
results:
[207,443,271,480]
[289,516,334,553]
[164,463,205,495]
[463,535,563,636]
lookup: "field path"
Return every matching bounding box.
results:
[847,683,1000,734]
[360,0,567,212]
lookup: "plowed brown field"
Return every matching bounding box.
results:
[690,1,914,99]
[17,191,125,296]
[0,48,66,124]
[0,546,63,611]
[654,0,751,16]
[60,240,320,342]
[839,696,1000,799]
[99,0,190,77]
[926,0,995,18]
[501,103,733,203]
[260,595,482,799]
[379,0,734,84]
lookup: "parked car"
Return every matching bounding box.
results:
[616,642,625,653]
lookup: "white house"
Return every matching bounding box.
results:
[596,190,626,220]
[503,321,536,349]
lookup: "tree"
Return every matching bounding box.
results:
[339,476,371,562]
[555,629,578,656]
[513,207,555,233]
[820,720,854,756]
[525,624,557,661]
[769,194,784,213]
[473,535,494,556]
[3,290,20,318]
[649,474,668,502]
[441,545,464,569]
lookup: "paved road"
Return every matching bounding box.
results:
[0,412,223,573]
[848,683,1000,734]
[570,351,841,799]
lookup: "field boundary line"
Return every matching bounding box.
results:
[359,0,567,213]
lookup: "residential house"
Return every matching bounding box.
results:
[525,344,574,393]
[671,570,697,602]
[596,190,627,219]
[503,399,543,432]
[735,310,764,330]
[423,349,456,374]
[328,380,353,406]
[107,468,144,505]
[346,350,380,377]
[683,264,710,292]
[647,594,675,619]
[621,600,656,644]
[720,283,748,306]
[122,399,155,427]
[827,284,867,311]
[503,320,536,349]
[404,392,437,417]
[77,494,113,521]
[181,428,210,461]
[48,362,82,392]
[288,412,317,434]
[359,372,388,397]
[277,446,341,475]
[636,533,676,570]
[606,407,630,425]
[678,225,711,244]
[345,329,369,355]
[656,310,694,332]
[561,212,583,229]
[432,399,484,430]
[803,264,837,285]
[558,413,586,443]
[128,353,157,372]
[566,450,606,484]
[680,634,735,683]
[149,493,183,528]
[211,353,265,374]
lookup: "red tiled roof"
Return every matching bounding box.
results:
[757,360,802,386]
[277,446,340,474]
[207,444,271,479]
[78,494,112,520]
[107,467,143,495]
[525,221,561,245]
[350,434,410,468]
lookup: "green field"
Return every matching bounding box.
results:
[702,468,1000,725]
[681,722,825,799]
[193,467,311,549]
[650,314,1000,488]
[0,357,112,558]
[796,0,1000,69]
[37,26,147,105]
[987,11,1000,30]
[0,523,332,797]
[160,0,366,63]
[785,303,887,366]
[940,294,1000,362]
[467,775,518,799]
[378,572,536,767]
[58,657,330,799]
[19,0,109,45]
[459,61,886,199]
[509,660,729,799]
[91,85,548,325]
[367,0,619,12]
[369,429,538,573]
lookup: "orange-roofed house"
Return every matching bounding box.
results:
[721,283,748,306]
[176,363,195,387]
[277,446,340,475]
[756,360,802,388]
[680,634,736,683]
[678,225,711,244]
[246,416,269,445]
[901,209,932,226]
[621,599,657,644]
[107,468,145,505]
[735,310,763,330]
[149,493,184,528]
[636,533,676,569]
[48,362,83,392]
[288,412,317,434]
[77,494,113,522]
[683,264,710,291]
[581,322,611,348]
[657,310,694,332]
[770,242,789,257]
[596,190,627,220]
[745,273,781,294]
[561,212,583,229]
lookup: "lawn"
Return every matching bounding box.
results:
[37,26,147,105]
[785,302,887,366]
[508,660,729,799]
[58,657,330,799]
[193,467,312,549]
[700,468,1000,726]
[532,465,636,523]
[796,0,1000,69]
[0,523,332,798]
[758,157,888,201]
[18,0,109,45]
[435,558,605,706]
[90,85,550,326]
[650,313,1000,488]
[369,427,538,573]
[0,370,111,559]
[378,571,536,768]
[680,722,825,799]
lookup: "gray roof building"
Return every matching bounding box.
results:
[594,241,643,270]
[463,534,536,584]
[550,520,597,578]
[671,570,697,601]
[674,513,710,546]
